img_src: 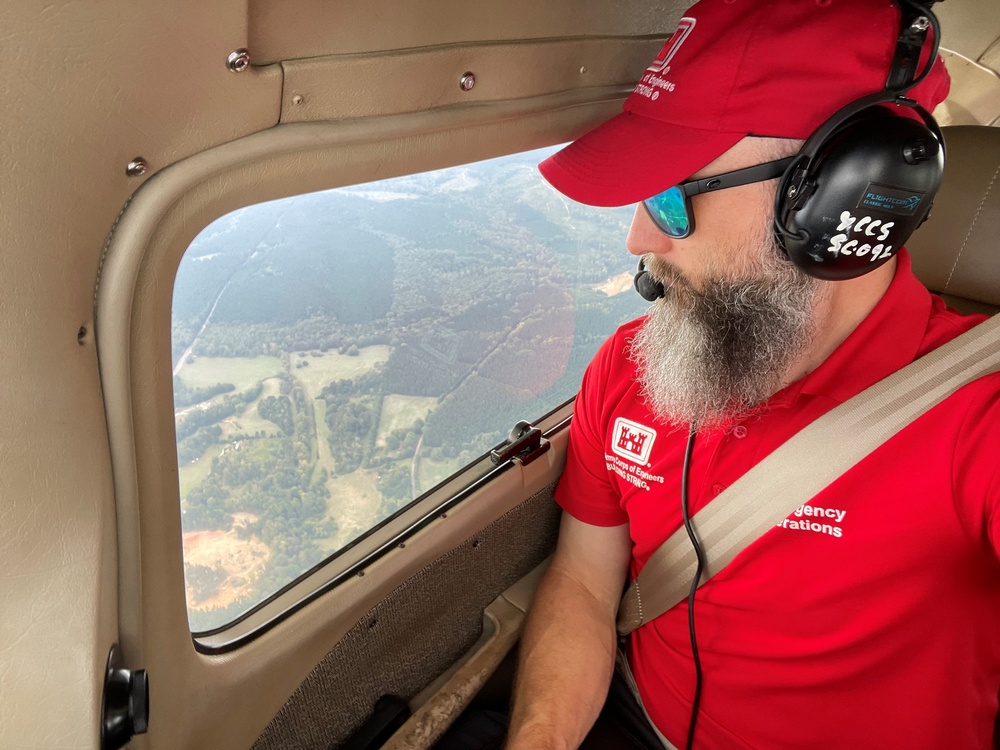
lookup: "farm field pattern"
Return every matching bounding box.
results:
[172,147,642,630]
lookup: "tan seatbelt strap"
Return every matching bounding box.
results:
[617,314,1000,636]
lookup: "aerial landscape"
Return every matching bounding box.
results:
[171,147,643,631]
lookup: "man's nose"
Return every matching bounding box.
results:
[626,203,674,257]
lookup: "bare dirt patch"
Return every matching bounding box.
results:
[593,271,634,297]
[183,516,270,611]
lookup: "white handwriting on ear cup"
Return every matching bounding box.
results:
[836,211,856,232]
[827,211,894,258]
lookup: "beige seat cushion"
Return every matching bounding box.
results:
[907,125,1000,315]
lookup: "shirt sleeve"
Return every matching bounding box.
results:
[951,372,1000,560]
[554,332,630,527]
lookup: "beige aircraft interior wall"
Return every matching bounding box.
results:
[1,0,995,747]
[1,0,279,745]
[936,1,1000,71]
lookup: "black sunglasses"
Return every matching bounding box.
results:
[642,156,797,238]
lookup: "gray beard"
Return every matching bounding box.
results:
[628,243,823,430]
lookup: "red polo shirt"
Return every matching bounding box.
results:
[556,252,1000,748]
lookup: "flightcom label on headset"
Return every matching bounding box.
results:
[858,183,926,215]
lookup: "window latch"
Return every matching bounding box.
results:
[490,420,550,466]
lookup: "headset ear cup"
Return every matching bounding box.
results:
[780,106,944,281]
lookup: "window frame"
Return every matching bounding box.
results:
[168,144,641,642]
[95,100,626,655]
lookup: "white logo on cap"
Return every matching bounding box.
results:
[647,17,696,75]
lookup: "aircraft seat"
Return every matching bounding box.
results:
[907,125,1000,316]
[906,123,1000,750]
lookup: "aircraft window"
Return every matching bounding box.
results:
[172,146,642,632]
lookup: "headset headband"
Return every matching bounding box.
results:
[797,0,939,166]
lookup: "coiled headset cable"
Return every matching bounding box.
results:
[681,423,706,750]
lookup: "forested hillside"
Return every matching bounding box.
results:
[173,147,642,631]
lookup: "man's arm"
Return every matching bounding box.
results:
[506,512,632,750]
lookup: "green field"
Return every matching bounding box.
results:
[176,355,283,391]
[223,380,285,437]
[178,443,220,500]
[313,399,334,475]
[416,456,463,496]
[259,377,282,398]
[290,346,392,399]
[321,469,384,552]
[375,394,438,447]
[176,346,430,553]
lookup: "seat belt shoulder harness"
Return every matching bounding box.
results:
[617,314,1000,636]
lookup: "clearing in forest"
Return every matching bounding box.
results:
[290,346,392,399]
[177,355,283,391]
[321,469,383,553]
[375,394,438,447]
[223,376,285,438]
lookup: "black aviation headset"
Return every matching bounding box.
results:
[635,0,945,299]
[774,0,945,281]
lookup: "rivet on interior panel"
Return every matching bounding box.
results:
[227,48,251,73]
[125,157,148,177]
[77,326,87,345]
[580,66,587,74]
[291,95,304,105]
[460,72,476,92]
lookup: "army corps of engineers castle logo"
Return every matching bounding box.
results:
[611,418,657,465]
[646,17,696,75]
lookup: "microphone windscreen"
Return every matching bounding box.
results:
[634,268,665,301]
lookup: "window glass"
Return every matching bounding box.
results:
[172,146,644,631]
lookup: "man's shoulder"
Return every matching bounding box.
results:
[614,315,647,343]
[897,293,1000,434]
[575,317,648,412]
[916,293,990,359]
[590,316,646,373]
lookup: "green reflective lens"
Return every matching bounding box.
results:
[643,186,691,238]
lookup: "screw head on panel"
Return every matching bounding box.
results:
[126,157,148,177]
[227,48,251,73]
[460,72,476,91]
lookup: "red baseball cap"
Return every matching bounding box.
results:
[539,0,951,207]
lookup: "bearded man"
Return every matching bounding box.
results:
[505,0,1000,748]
